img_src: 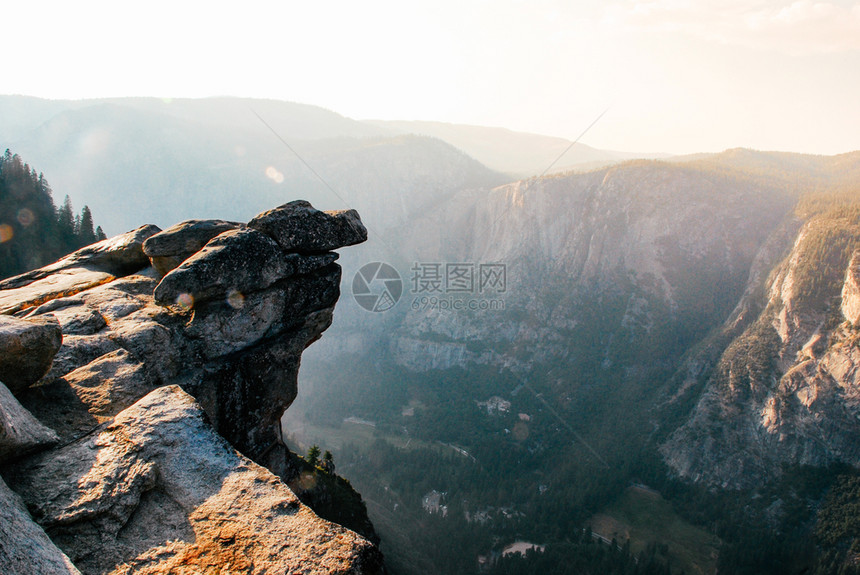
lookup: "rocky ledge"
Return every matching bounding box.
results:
[0,201,383,574]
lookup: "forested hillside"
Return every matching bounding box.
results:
[0,150,105,279]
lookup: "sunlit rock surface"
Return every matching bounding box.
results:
[248,199,368,253]
[663,220,860,488]
[0,225,159,315]
[842,250,860,326]
[4,386,382,575]
[0,201,382,574]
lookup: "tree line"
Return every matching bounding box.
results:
[0,149,106,279]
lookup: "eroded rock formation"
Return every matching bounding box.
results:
[0,200,382,574]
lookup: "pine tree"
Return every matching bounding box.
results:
[0,150,107,279]
[322,450,335,474]
[78,205,96,246]
[307,445,321,467]
[57,195,76,250]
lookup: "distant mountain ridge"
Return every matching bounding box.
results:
[0,95,387,141]
[366,119,669,177]
[0,96,508,236]
[0,96,666,237]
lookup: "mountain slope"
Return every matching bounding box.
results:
[321,156,802,377]
[662,190,860,488]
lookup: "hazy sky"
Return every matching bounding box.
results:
[3,0,859,155]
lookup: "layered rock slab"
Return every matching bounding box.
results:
[5,386,383,575]
[0,225,160,315]
[0,225,160,292]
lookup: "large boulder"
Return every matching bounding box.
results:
[151,227,288,308]
[248,199,368,253]
[0,315,62,393]
[185,261,342,360]
[153,227,337,308]
[142,219,242,278]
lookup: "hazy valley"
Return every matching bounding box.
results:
[3,96,860,575]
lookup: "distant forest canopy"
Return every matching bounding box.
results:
[0,149,106,280]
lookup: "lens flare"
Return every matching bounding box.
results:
[0,224,13,243]
[266,166,285,184]
[16,208,34,227]
[176,292,194,311]
[77,128,110,156]
[512,421,529,441]
[227,290,245,309]
[299,471,317,491]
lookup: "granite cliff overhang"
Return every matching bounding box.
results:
[0,200,383,574]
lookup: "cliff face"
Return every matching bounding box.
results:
[662,207,860,488]
[303,151,860,495]
[377,160,794,374]
[0,201,383,574]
